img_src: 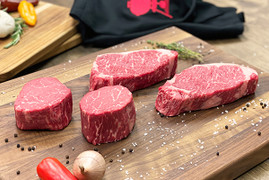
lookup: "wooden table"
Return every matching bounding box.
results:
[2,0,269,179]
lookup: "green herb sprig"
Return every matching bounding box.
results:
[147,40,203,63]
[4,17,27,49]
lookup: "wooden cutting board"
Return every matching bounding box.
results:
[0,27,268,180]
[0,1,80,82]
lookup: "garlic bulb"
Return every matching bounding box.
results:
[73,150,106,180]
[0,10,15,38]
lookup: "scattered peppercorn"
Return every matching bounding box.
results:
[225,125,228,129]
[109,159,113,163]
[121,149,126,154]
[31,146,35,151]
[129,148,134,153]
[16,170,20,175]
[242,107,247,111]
[28,147,31,151]
[262,106,265,109]
[21,147,24,151]
[159,113,165,118]
[260,102,263,106]
[14,134,18,138]
[72,147,75,151]
[17,144,20,148]
[246,103,250,107]
[65,155,69,159]
[59,144,63,148]
[94,148,98,152]
[264,103,267,107]
[66,160,69,164]
[4,138,8,143]
[258,131,261,136]
[216,152,220,156]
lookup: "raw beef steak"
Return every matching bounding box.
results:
[14,77,73,130]
[156,63,259,116]
[89,49,178,92]
[80,85,136,145]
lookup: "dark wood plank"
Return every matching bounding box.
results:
[0,27,268,180]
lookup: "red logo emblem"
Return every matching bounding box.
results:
[127,0,173,19]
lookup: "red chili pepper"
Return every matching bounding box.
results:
[0,0,39,12]
[37,157,77,180]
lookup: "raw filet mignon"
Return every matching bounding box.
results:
[14,77,72,130]
[80,85,136,145]
[155,63,259,116]
[89,49,178,92]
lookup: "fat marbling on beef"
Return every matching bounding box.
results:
[155,63,259,116]
[89,49,178,92]
[14,77,73,130]
[80,85,136,145]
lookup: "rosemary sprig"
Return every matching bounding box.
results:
[4,17,27,49]
[147,40,203,63]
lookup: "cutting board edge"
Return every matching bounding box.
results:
[204,135,269,180]
[0,26,78,82]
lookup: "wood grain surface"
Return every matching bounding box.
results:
[0,27,268,180]
[0,1,79,82]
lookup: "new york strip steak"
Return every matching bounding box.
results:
[90,49,178,92]
[156,63,259,116]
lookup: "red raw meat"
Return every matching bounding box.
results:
[80,85,136,145]
[14,77,72,130]
[156,63,259,116]
[89,49,178,92]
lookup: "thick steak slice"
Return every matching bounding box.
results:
[14,77,72,130]
[80,85,136,145]
[90,49,178,92]
[156,63,259,116]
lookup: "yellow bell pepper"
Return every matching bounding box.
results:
[18,0,37,26]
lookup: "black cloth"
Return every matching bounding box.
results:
[70,0,245,47]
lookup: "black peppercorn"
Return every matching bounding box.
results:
[159,113,165,118]
[129,148,134,153]
[242,107,247,111]
[109,159,113,163]
[260,102,263,106]
[94,148,98,152]
[59,144,63,148]
[216,152,220,156]
[121,149,126,154]
[4,138,8,143]
[32,146,35,151]
[17,144,20,148]
[264,103,267,107]
[225,125,228,129]
[258,131,261,136]
[14,134,18,138]
[21,147,24,151]
[246,103,250,107]
[65,155,69,159]
[16,170,20,175]
[66,160,69,164]
[28,147,31,151]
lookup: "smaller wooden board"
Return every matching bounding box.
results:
[0,2,79,82]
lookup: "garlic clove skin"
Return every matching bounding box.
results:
[0,10,15,38]
[73,150,106,180]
